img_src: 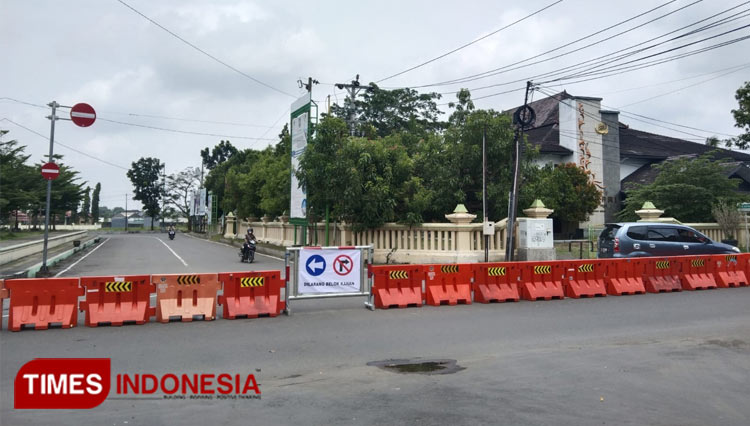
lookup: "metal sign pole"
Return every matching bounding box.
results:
[40,101,59,275]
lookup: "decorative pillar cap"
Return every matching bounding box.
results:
[445,204,476,224]
[635,201,664,221]
[523,199,554,219]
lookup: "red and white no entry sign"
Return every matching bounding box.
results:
[41,162,60,180]
[70,103,96,127]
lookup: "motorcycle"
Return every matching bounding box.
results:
[239,239,256,263]
[168,229,175,240]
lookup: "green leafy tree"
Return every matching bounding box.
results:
[127,157,164,230]
[298,116,427,229]
[0,132,44,228]
[618,154,742,222]
[166,167,201,229]
[331,84,443,138]
[524,163,602,224]
[80,186,91,224]
[42,155,85,229]
[91,183,101,223]
[731,81,750,149]
[201,140,238,170]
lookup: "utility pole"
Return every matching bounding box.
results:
[125,193,128,232]
[505,81,535,261]
[335,74,372,136]
[162,163,166,230]
[39,101,59,275]
[299,76,319,93]
[483,124,489,263]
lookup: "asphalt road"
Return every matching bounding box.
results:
[1,233,750,425]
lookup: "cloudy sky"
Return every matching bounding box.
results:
[2,0,749,210]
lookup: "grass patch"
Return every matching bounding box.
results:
[0,230,45,241]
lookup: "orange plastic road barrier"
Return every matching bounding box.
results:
[715,254,749,288]
[152,273,220,322]
[560,260,607,298]
[424,264,472,306]
[472,263,520,303]
[604,259,646,295]
[675,256,717,290]
[218,271,285,319]
[79,275,154,327]
[518,262,564,301]
[4,278,83,331]
[371,265,424,309]
[637,258,682,293]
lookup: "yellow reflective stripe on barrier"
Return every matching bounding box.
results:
[389,270,408,279]
[487,267,506,276]
[726,255,737,262]
[533,265,551,274]
[577,264,594,273]
[105,281,132,292]
[656,261,670,269]
[240,277,264,287]
[440,265,458,274]
[177,275,200,285]
[691,259,705,267]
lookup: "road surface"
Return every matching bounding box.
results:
[1,233,749,425]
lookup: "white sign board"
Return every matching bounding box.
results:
[290,93,310,220]
[298,248,361,294]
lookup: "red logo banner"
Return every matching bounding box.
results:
[14,358,111,409]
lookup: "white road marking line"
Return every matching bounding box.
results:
[182,232,284,260]
[152,236,188,267]
[54,238,109,277]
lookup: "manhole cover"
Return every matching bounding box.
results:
[367,358,464,375]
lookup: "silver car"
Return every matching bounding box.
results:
[598,222,740,258]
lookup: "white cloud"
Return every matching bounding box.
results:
[174,1,270,36]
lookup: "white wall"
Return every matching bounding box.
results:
[620,158,650,180]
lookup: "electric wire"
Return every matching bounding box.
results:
[97,118,277,141]
[0,117,130,170]
[115,0,295,98]
[376,0,563,83]
[420,0,694,89]
[444,7,750,96]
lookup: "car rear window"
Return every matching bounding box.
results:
[626,226,647,240]
[600,225,620,241]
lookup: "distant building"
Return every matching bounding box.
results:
[515,91,750,229]
[111,211,161,228]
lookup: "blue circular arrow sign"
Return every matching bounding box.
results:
[305,254,326,276]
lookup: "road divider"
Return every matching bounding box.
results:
[2,253,749,332]
[472,263,520,303]
[519,261,565,301]
[4,277,82,331]
[639,258,682,293]
[371,265,424,309]
[562,260,607,298]
[676,255,717,290]
[218,271,285,319]
[152,273,220,322]
[604,258,646,295]
[79,275,154,327]
[714,254,749,288]
[424,263,472,306]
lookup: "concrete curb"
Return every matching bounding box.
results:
[20,237,101,278]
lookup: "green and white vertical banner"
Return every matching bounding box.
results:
[290,93,311,220]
